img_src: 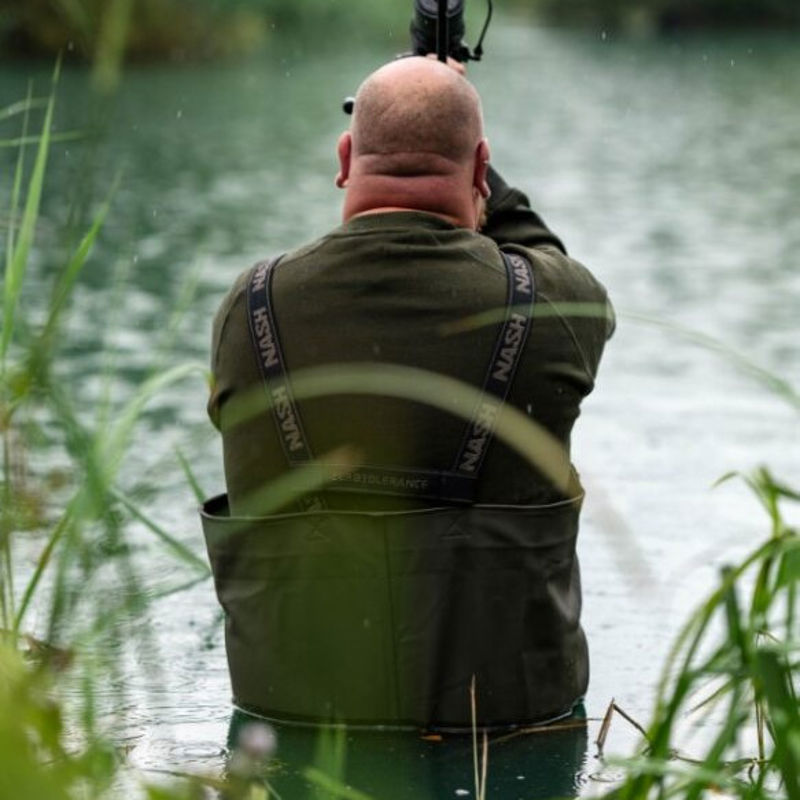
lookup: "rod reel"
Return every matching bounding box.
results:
[343,0,493,115]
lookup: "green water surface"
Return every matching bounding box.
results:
[1,21,799,799]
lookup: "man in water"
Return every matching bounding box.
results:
[205,56,614,728]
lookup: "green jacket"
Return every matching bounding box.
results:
[203,167,614,728]
[208,168,614,514]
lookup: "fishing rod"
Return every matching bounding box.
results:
[410,0,493,64]
[343,0,494,114]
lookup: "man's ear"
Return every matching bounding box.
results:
[335,132,352,189]
[473,138,491,199]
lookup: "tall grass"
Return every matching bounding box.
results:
[595,467,799,800]
[0,66,212,800]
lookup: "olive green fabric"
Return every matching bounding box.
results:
[204,167,614,727]
[208,168,614,515]
[202,493,587,729]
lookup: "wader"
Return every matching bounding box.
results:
[202,251,588,730]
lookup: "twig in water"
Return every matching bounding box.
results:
[470,674,490,800]
[491,718,591,746]
[479,731,488,800]
[595,699,650,757]
[596,698,615,756]
[471,675,479,797]
[613,703,650,740]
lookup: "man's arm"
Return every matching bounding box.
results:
[207,270,251,431]
[480,165,616,383]
[481,166,567,254]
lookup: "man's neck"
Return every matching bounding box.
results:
[342,173,476,229]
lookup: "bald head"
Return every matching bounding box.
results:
[336,57,491,228]
[352,57,484,169]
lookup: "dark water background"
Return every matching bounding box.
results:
[2,20,799,799]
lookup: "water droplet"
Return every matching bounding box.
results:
[454,791,470,797]
[601,31,607,41]
[730,59,736,67]
[236,722,276,759]
[152,209,158,217]
[67,40,74,51]
[176,109,183,119]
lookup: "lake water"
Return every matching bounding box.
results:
[2,20,799,799]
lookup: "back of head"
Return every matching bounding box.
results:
[351,57,484,174]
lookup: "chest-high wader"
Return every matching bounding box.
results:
[202,250,588,730]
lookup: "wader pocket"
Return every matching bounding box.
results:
[202,493,587,729]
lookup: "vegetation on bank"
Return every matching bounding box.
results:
[2,0,799,65]
[0,0,411,63]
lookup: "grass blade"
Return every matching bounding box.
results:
[230,446,361,519]
[110,489,210,575]
[753,648,800,800]
[2,83,33,370]
[42,172,121,342]
[624,311,800,413]
[224,362,576,497]
[0,131,84,149]
[13,497,76,634]
[304,767,373,800]
[1,60,60,363]
[174,447,206,505]
[101,362,207,480]
[0,97,48,122]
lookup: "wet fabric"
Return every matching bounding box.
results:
[203,493,587,729]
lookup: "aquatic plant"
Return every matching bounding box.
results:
[592,468,799,800]
[1,67,211,800]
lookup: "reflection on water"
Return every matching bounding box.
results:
[1,20,799,795]
[227,708,588,800]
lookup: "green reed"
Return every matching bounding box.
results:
[595,491,798,798]
[0,66,212,799]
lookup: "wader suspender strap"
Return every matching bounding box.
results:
[246,251,535,506]
[246,256,326,513]
[451,252,535,480]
